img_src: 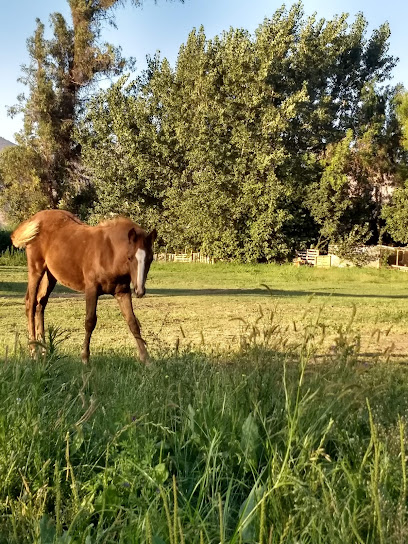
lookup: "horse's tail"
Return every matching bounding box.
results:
[11,218,40,248]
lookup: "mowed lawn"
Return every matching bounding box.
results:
[1,262,408,360]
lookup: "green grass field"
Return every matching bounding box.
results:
[1,263,408,542]
[1,263,408,360]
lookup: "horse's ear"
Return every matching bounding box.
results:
[147,228,157,245]
[128,228,137,244]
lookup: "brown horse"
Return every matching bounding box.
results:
[11,210,156,363]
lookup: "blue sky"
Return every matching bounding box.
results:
[1,0,407,142]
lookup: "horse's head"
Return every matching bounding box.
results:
[128,227,157,298]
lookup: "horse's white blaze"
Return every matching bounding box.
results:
[135,248,146,292]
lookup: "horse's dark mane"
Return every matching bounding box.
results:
[70,214,83,225]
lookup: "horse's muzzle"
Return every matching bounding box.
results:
[135,288,146,298]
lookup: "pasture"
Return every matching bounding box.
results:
[1,263,408,359]
[1,262,408,542]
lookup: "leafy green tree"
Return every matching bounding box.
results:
[395,90,408,150]
[76,72,173,229]
[308,84,405,247]
[0,146,48,224]
[381,89,408,243]
[3,0,181,223]
[382,182,408,244]
[306,131,356,243]
[78,3,400,260]
[8,2,129,214]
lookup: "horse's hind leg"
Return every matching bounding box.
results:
[81,287,98,364]
[35,270,57,343]
[26,265,46,356]
[115,291,148,363]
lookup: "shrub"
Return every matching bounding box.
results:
[0,228,12,253]
[0,246,27,266]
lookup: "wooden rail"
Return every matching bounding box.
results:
[154,252,214,264]
[293,249,320,266]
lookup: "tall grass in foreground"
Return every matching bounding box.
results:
[1,326,408,543]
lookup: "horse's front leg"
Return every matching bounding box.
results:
[115,291,148,363]
[81,288,98,364]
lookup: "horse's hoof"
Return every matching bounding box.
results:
[139,351,150,365]
[29,342,39,359]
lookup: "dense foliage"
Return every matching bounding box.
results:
[1,1,408,260]
[0,0,180,222]
[77,4,406,260]
[381,90,408,243]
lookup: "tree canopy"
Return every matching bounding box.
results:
[0,0,181,221]
[77,4,405,260]
[1,2,407,260]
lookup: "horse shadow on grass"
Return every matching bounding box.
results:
[0,281,76,298]
[1,282,407,300]
[147,287,408,300]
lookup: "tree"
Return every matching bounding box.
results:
[382,182,408,244]
[3,0,181,222]
[76,72,172,229]
[78,4,399,260]
[380,89,408,243]
[0,145,48,224]
[396,90,408,150]
[308,84,405,247]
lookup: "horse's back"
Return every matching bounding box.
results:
[26,210,87,255]
[15,210,87,290]
[39,213,136,292]
[11,210,80,248]
[35,209,83,231]
[15,210,141,293]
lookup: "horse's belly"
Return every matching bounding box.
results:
[47,261,85,292]
[58,275,85,292]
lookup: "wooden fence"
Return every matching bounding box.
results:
[154,252,214,264]
[293,248,320,266]
[295,245,408,269]
[315,255,332,268]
